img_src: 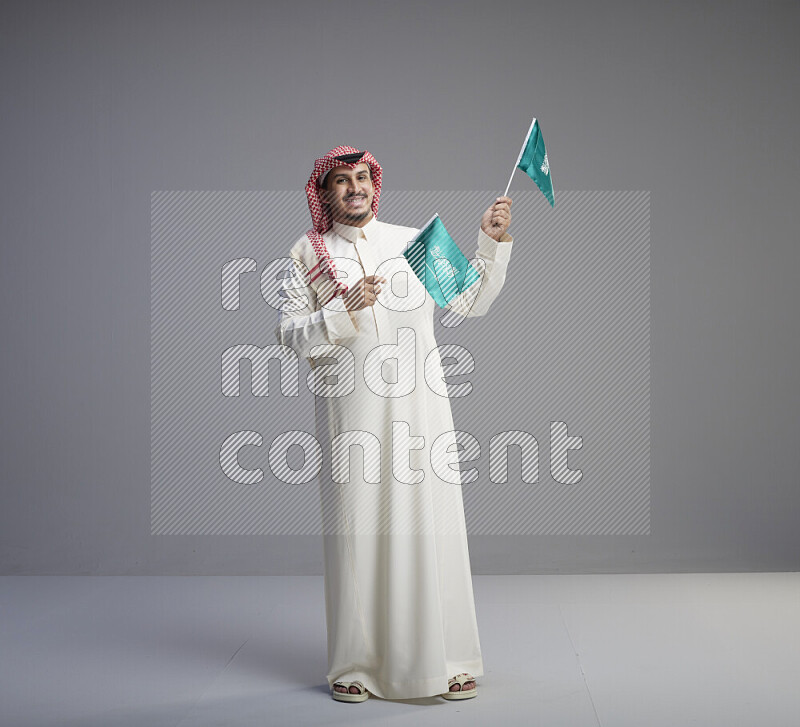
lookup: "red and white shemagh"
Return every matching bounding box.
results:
[304,145,383,304]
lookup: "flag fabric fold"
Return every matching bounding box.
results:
[513,117,555,206]
[403,214,482,308]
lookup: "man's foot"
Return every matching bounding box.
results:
[441,672,477,700]
[331,680,369,702]
[333,683,362,695]
[449,677,476,692]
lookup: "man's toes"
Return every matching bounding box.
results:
[348,685,361,694]
[463,680,475,690]
[333,684,347,693]
[449,683,461,692]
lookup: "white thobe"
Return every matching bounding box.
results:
[275,214,513,699]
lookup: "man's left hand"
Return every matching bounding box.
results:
[480,196,512,241]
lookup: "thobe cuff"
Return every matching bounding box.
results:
[477,226,513,267]
[322,306,359,341]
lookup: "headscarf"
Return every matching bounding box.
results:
[304,145,383,304]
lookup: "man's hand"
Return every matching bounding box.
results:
[480,196,513,241]
[344,275,387,312]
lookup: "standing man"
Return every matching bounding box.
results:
[275,146,513,702]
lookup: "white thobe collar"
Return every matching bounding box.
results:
[331,214,379,244]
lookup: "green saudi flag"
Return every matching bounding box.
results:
[505,117,555,206]
[403,214,482,308]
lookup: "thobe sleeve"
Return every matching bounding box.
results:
[445,226,514,318]
[274,253,359,359]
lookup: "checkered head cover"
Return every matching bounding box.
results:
[303,145,383,304]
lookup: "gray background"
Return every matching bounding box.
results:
[1,0,797,574]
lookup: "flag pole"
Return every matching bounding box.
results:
[502,167,515,198]
[503,117,537,198]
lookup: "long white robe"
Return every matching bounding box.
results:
[275,214,513,699]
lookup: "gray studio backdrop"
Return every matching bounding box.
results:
[1,0,797,574]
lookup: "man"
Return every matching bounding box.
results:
[275,145,513,702]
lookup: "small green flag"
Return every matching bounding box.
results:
[403,214,482,308]
[507,117,555,206]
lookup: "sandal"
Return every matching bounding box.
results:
[441,672,477,700]
[331,679,369,702]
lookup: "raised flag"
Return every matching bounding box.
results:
[403,214,482,308]
[504,117,555,206]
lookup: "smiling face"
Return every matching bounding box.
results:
[319,162,375,227]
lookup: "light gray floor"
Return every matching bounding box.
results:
[1,573,798,726]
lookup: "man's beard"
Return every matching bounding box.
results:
[342,208,370,222]
[330,197,371,224]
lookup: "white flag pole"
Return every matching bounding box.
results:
[502,168,515,198]
[503,117,537,198]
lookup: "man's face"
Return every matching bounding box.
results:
[320,162,374,226]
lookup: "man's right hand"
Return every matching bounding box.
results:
[344,275,386,312]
